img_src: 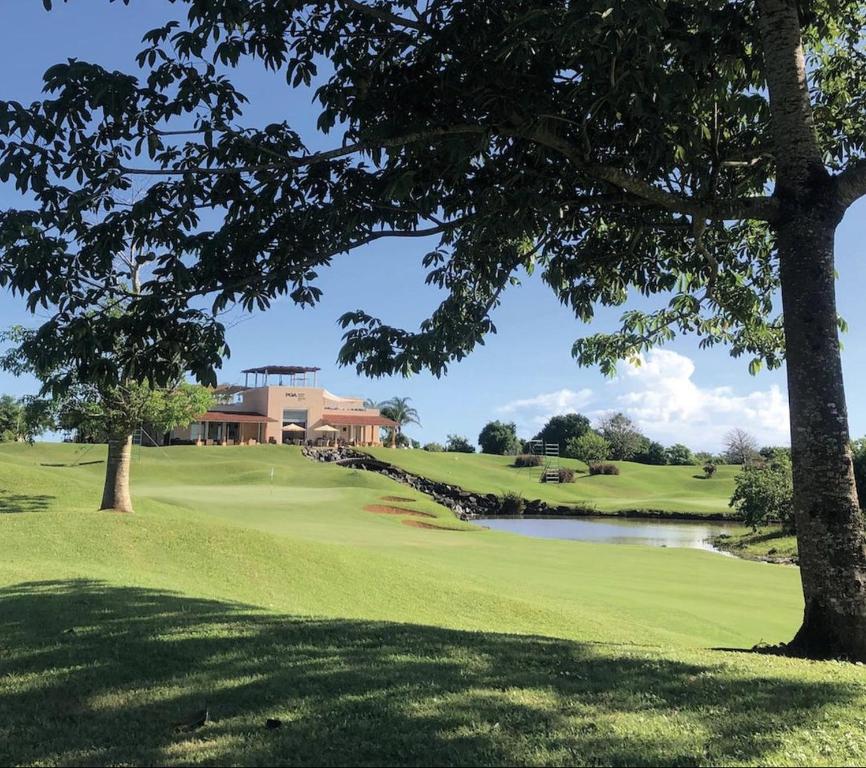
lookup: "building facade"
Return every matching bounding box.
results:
[169,365,397,446]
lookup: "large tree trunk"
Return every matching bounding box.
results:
[757,0,866,659]
[778,215,866,659]
[100,434,134,513]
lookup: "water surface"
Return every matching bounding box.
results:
[482,516,738,551]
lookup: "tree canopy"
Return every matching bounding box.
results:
[533,414,591,455]
[4,0,866,658]
[478,420,521,455]
[5,0,864,385]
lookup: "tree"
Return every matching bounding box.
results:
[635,440,668,466]
[4,0,866,657]
[665,444,696,466]
[63,382,213,512]
[445,434,475,454]
[478,420,521,455]
[598,413,644,461]
[2,325,213,512]
[0,395,23,442]
[564,432,610,465]
[703,462,718,479]
[378,397,420,448]
[760,445,792,461]
[730,453,795,532]
[852,438,866,511]
[724,429,760,466]
[533,414,591,455]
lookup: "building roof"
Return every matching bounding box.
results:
[198,411,276,423]
[212,384,248,396]
[241,365,321,375]
[318,412,399,428]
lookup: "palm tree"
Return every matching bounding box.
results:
[377,396,420,448]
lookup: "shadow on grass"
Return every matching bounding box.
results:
[39,460,104,468]
[0,491,55,513]
[0,579,857,766]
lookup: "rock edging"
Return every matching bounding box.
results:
[301,446,738,522]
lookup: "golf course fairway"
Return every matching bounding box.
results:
[1,443,864,766]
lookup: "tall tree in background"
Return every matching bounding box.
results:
[478,420,521,455]
[598,413,645,461]
[725,428,760,465]
[533,414,591,455]
[378,396,420,447]
[2,0,866,657]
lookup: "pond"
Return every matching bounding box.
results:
[481,516,739,552]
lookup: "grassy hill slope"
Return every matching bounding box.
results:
[0,444,863,766]
[365,447,738,514]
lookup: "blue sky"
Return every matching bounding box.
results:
[1,1,864,451]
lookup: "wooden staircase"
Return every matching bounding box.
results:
[541,441,560,483]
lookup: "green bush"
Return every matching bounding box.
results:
[729,454,794,531]
[703,462,717,478]
[499,491,525,515]
[445,434,475,453]
[665,443,695,466]
[564,431,610,464]
[478,420,522,455]
[588,463,620,476]
[513,453,542,467]
[423,442,445,452]
[634,440,668,465]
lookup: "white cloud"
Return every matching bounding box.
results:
[495,350,789,451]
[608,349,789,451]
[498,388,595,433]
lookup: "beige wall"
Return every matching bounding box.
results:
[170,385,385,445]
[239,386,384,445]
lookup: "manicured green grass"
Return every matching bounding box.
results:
[365,447,739,515]
[0,443,864,766]
[715,527,800,564]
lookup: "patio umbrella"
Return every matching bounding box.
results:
[316,425,339,433]
[282,423,305,432]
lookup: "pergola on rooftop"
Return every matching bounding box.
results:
[242,365,321,388]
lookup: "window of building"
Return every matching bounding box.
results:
[282,409,308,444]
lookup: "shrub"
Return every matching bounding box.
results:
[665,443,695,466]
[513,453,542,467]
[445,434,475,453]
[634,440,668,465]
[499,491,525,515]
[729,454,794,531]
[423,442,445,452]
[558,467,575,483]
[588,462,620,476]
[564,431,610,464]
[478,420,522,455]
[703,462,717,478]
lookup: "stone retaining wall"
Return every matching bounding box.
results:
[301,446,593,520]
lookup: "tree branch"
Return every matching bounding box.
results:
[521,126,779,222]
[338,0,428,31]
[835,158,866,209]
[120,126,487,176]
[123,121,777,221]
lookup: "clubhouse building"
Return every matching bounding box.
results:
[169,365,397,447]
